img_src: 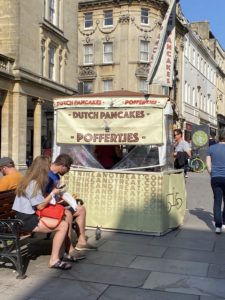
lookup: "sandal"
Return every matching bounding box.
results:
[62,252,86,262]
[49,260,72,270]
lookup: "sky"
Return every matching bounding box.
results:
[179,0,225,49]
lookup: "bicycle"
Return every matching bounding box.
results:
[189,154,206,173]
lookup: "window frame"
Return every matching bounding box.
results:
[104,10,113,27]
[141,8,149,25]
[83,44,93,65]
[140,78,148,93]
[84,12,93,29]
[103,79,113,92]
[83,81,93,94]
[49,44,56,80]
[44,0,61,28]
[103,42,113,64]
[140,40,149,62]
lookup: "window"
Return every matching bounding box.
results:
[59,50,63,83]
[197,53,200,69]
[184,40,188,57]
[184,81,188,103]
[192,49,195,66]
[140,79,148,93]
[84,44,93,65]
[103,80,113,92]
[192,88,195,106]
[141,8,149,24]
[49,45,55,80]
[188,84,190,104]
[140,41,149,62]
[41,40,46,77]
[44,0,61,28]
[162,86,169,96]
[200,93,203,110]
[83,82,93,94]
[49,0,55,24]
[103,42,113,63]
[104,10,113,26]
[84,12,93,28]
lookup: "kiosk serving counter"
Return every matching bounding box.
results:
[53,91,186,235]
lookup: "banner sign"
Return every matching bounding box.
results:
[54,96,168,109]
[147,0,176,86]
[56,108,164,145]
[63,170,186,233]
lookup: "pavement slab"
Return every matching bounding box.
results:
[208,264,225,279]
[84,250,136,267]
[164,247,224,265]
[60,263,150,287]
[99,286,199,300]
[1,172,225,300]
[143,271,225,298]
[1,277,108,300]
[129,256,209,276]
[99,240,167,257]
[148,235,215,251]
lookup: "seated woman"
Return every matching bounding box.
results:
[12,155,73,270]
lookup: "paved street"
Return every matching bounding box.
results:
[1,171,225,300]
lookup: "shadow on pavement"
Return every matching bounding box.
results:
[189,208,215,231]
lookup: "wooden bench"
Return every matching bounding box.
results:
[0,190,84,278]
[0,189,26,278]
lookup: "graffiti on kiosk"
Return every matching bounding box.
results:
[166,187,183,212]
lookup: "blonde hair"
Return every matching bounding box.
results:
[16,155,51,197]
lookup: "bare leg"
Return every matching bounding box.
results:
[33,218,68,266]
[64,209,75,254]
[73,205,86,245]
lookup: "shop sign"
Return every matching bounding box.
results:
[56,107,164,145]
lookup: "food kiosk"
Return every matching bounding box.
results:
[53,91,186,235]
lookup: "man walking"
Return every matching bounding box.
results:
[206,129,225,234]
[0,157,23,191]
[173,129,191,178]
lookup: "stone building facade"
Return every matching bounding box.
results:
[190,21,225,131]
[78,0,169,94]
[182,28,217,138]
[78,0,189,128]
[0,0,78,170]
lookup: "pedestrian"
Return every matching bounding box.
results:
[0,157,23,192]
[173,129,191,178]
[46,153,97,251]
[12,155,73,269]
[209,133,217,146]
[206,129,225,234]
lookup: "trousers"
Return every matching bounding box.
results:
[211,177,225,228]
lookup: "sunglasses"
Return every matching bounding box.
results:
[174,133,180,137]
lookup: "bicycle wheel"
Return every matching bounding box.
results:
[190,158,205,173]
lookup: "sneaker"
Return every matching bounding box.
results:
[185,174,188,178]
[75,243,98,251]
[215,227,222,234]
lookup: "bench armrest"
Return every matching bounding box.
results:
[0,219,24,235]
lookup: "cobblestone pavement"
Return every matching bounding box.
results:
[1,171,225,300]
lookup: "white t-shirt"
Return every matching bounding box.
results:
[12,180,44,214]
[175,140,191,153]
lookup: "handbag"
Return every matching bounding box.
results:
[36,204,65,229]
